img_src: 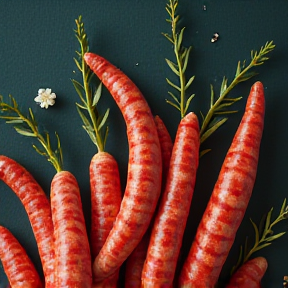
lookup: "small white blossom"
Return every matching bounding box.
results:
[34,88,56,109]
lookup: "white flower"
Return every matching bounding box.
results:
[34,88,56,109]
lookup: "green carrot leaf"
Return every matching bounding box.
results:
[92,82,103,107]
[97,108,110,131]
[166,59,180,76]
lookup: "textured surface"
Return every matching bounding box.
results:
[0,1,288,287]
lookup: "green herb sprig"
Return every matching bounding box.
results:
[72,15,109,153]
[200,41,275,146]
[163,0,275,156]
[0,95,63,172]
[231,198,288,275]
[163,0,195,119]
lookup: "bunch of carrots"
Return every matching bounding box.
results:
[0,48,267,288]
[0,2,279,286]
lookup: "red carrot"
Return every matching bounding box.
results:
[125,232,150,288]
[0,225,43,288]
[90,151,122,286]
[154,115,173,180]
[179,81,265,288]
[0,155,55,287]
[0,95,92,286]
[84,52,162,281]
[90,152,122,259]
[225,257,268,288]
[141,112,200,287]
[125,115,173,288]
[50,170,92,287]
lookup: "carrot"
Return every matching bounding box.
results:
[124,115,173,288]
[178,81,265,288]
[84,52,162,281]
[90,152,122,259]
[0,225,43,288]
[154,115,173,180]
[90,151,122,287]
[125,232,150,288]
[141,112,200,287]
[50,170,92,287]
[0,155,55,287]
[225,257,268,288]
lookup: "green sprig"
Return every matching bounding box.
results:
[0,95,63,172]
[163,1,275,156]
[163,0,195,119]
[231,198,288,275]
[200,41,275,145]
[72,15,109,152]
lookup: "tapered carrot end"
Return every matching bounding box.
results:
[226,257,268,288]
[251,81,264,93]
[251,256,268,278]
[245,81,265,119]
[83,52,94,63]
[84,52,106,75]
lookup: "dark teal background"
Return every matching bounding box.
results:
[0,1,288,287]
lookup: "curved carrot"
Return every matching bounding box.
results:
[141,112,200,287]
[0,225,43,288]
[0,155,55,287]
[179,81,265,288]
[84,52,162,281]
[50,171,92,287]
[226,257,268,288]
[90,151,122,287]
[125,115,173,288]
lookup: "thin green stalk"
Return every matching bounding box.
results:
[231,198,288,275]
[72,16,109,153]
[163,0,195,119]
[0,95,63,172]
[200,41,275,139]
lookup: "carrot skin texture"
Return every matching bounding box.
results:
[90,152,122,259]
[51,171,92,287]
[0,155,55,287]
[125,232,150,288]
[179,81,265,288]
[125,115,173,288]
[154,115,173,180]
[0,226,43,288]
[225,257,268,288]
[84,52,162,281]
[90,151,122,286]
[141,112,200,288]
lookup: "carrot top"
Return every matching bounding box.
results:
[72,15,109,153]
[0,95,63,172]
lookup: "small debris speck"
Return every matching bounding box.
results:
[211,32,219,43]
[136,63,139,66]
